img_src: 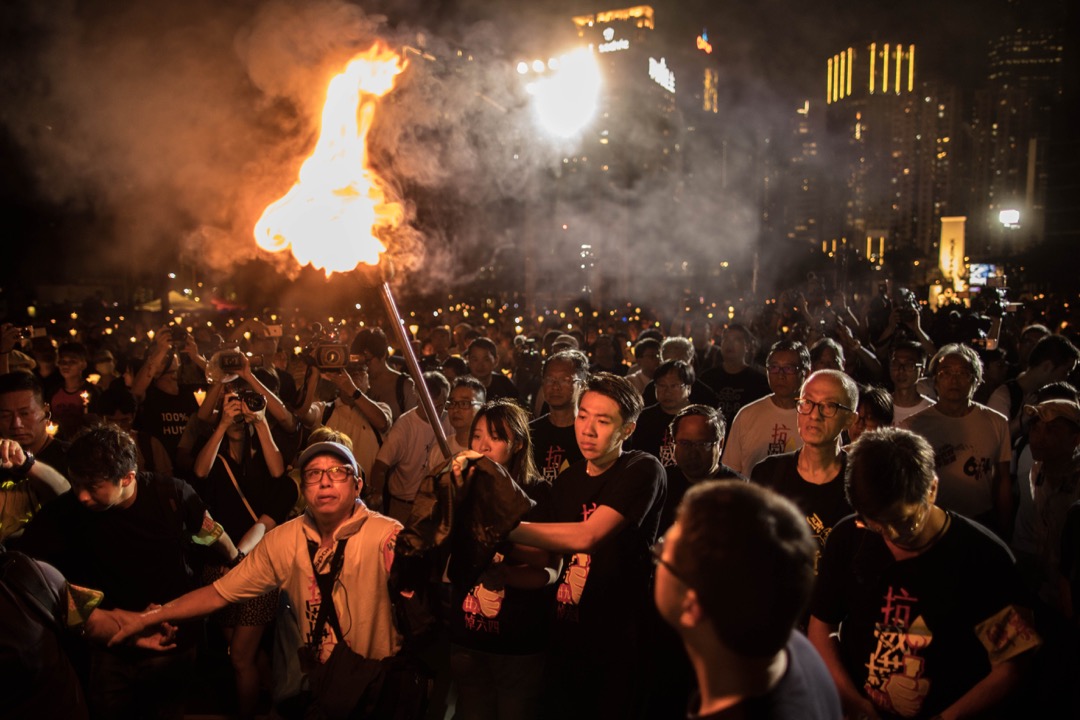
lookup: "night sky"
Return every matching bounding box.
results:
[0,0,1073,305]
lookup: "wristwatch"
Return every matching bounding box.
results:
[13,451,35,478]
[352,388,363,401]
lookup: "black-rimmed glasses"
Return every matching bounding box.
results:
[795,399,852,418]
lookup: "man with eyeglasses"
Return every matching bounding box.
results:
[530,350,587,483]
[654,481,841,719]
[752,370,858,577]
[809,427,1040,720]
[107,440,404,716]
[902,344,1012,536]
[428,376,486,473]
[888,341,934,425]
[722,340,809,476]
[633,360,696,468]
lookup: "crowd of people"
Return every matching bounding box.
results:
[1,275,1078,719]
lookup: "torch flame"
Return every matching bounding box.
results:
[255,44,407,276]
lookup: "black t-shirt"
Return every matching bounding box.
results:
[699,365,771,427]
[530,415,583,485]
[533,451,666,641]
[661,463,747,535]
[751,451,850,573]
[811,514,1037,719]
[691,632,841,720]
[631,404,678,468]
[484,374,519,403]
[643,380,720,409]
[190,438,297,541]
[135,385,198,460]
[19,473,207,612]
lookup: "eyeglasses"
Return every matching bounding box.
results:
[767,364,802,376]
[936,368,973,381]
[651,536,692,587]
[857,502,930,540]
[674,439,718,450]
[891,362,924,372]
[302,465,354,486]
[655,382,689,393]
[795,399,853,417]
[447,400,482,409]
[542,376,578,388]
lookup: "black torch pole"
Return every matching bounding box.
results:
[376,280,452,460]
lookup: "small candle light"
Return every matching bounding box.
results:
[194,389,207,407]
[87,373,101,386]
[147,329,155,341]
[80,390,90,406]
[46,421,59,437]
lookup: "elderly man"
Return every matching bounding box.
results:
[902,343,1012,535]
[722,340,809,475]
[0,372,71,539]
[109,440,404,716]
[809,428,1040,720]
[655,481,841,718]
[752,369,858,573]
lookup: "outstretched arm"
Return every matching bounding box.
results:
[109,585,229,646]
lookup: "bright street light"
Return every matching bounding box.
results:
[525,47,601,139]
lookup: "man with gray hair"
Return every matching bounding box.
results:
[752,369,858,575]
[902,343,1012,536]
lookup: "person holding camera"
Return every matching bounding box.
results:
[191,381,297,719]
[132,325,207,467]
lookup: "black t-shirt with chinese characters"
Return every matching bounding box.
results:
[661,463,746,535]
[699,365,771,428]
[530,415,583,485]
[631,404,678,469]
[751,451,850,574]
[532,450,665,640]
[811,513,1040,719]
[690,631,841,720]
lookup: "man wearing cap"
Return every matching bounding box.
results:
[108,440,403,684]
[1024,399,1080,610]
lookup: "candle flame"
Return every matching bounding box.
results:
[255,44,407,277]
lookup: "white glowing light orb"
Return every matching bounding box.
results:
[999,209,1020,227]
[528,47,601,139]
[516,61,528,75]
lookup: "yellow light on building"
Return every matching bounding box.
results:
[826,57,833,104]
[869,42,876,93]
[908,44,915,92]
[833,51,842,99]
[883,43,890,92]
[846,47,853,97]
[895,45,902,94]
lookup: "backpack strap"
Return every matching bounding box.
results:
[304,537,350,651]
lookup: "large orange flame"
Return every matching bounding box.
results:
[254,44,407,277]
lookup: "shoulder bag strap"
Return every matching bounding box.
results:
[305,537,350,650]
[219,454,260,524]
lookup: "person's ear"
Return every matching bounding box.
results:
[620,421,636,441]
[119,470,137,488]
[681,588,704,629]
[927,476,939,504]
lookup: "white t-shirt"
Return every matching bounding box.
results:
[892,395,936,425]
[901,403,1010,518]
[374,408,452,501]
[721,394,802,476]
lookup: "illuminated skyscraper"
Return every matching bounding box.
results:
[821,42,964,259]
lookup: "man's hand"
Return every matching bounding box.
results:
[325,369,358,398]
[0,323,21,355]
[219,395,244,430]
[106,606,159,647]
[0,438,28,470]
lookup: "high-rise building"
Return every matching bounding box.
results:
[969,27,1064,255]
[821,43,965,260]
